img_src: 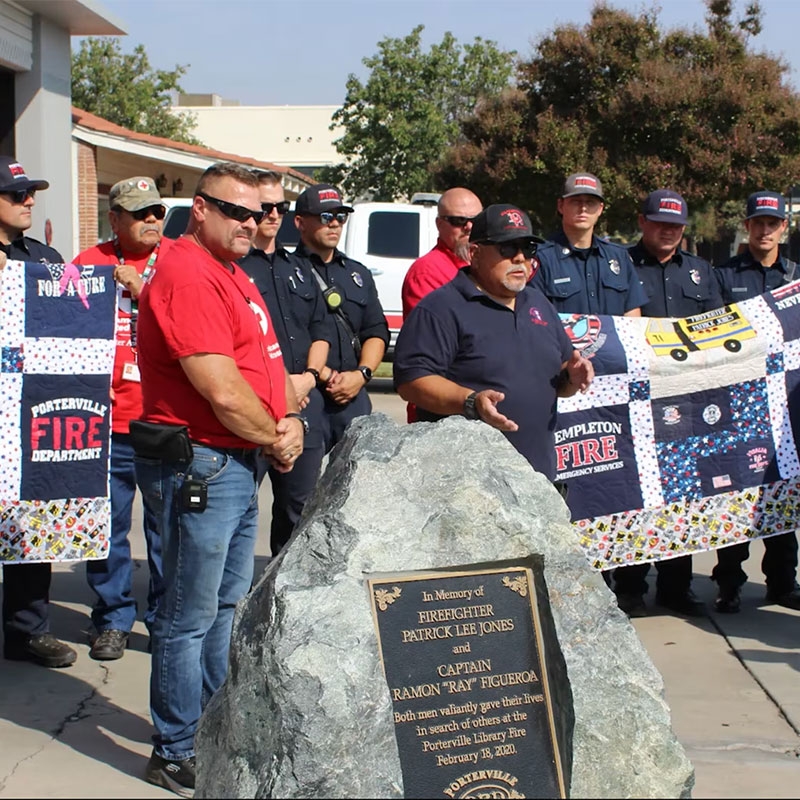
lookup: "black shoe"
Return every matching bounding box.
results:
[765,583,800,611]
[615,592,648,617]
[145,751,195,798]
[656,589,705,617]
[714,584,741,614]
[4,634,77,668]
[90,629,128,661]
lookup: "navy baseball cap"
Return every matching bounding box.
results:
[469,204,544,244]
[641,189,688,225]
[746,191,785,220]
[0,155,49,194]
[295,183,354,215]
[562,172,604,200]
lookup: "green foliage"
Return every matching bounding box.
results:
[71,37,201,146]
[319,25,514,201]
[436,0,800,240]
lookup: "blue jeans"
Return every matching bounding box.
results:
[87,433,163,633]
[135,444,259,760]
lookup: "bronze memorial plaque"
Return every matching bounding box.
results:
[367,560,569,799]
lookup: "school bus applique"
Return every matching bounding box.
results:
[645,304,756,361]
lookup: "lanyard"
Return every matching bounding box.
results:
[115,239,160,352]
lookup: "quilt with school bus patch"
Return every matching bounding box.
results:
[0,260,117,564]
[556,280,800,571]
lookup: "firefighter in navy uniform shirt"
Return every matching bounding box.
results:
[288,183,389,453]
[629,189,723,318]
[711,190,800,614]
[394,204,594,480]
[613,189,723,620]
[533,172,647,316]
[0,155,76,669]
[239,171,335,554]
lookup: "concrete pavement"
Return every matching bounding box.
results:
[1,387,799,798]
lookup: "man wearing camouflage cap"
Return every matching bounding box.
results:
[71,176,171,661]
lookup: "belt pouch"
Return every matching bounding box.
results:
[129,420,194,462]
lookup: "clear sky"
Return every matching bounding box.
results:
[88,0,800,105]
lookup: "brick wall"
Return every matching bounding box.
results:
[77,140,97,252]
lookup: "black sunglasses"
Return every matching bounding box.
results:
[3,188,36,204]
[479,240,539,259]
[199,192,266,224]
[261,200,291,215]
[440,215,474,228]
[122,205,166,221]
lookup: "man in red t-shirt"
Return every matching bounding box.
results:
[134,162,303,796]
[401,187,483,319]
[400,187,482,421]
[73,176,171,663]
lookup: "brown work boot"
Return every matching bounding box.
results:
[4,634,77,668]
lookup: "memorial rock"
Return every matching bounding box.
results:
[196,414,694,799]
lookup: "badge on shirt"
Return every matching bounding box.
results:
[295,265,305,283]
[122,362,141,383]
[609,259,620,275]
[351,271,363,287]
[529,307,548,326]
[690,269,701,285]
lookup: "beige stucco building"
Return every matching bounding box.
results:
[173,95,343,174]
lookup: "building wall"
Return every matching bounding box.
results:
[0,5,75,258]
[1,1,124,258]
[0,1,32,71]
[76,138,97,252]
[15,15,73,258]
[175,104,343,172]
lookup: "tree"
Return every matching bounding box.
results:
[436,1,800,241]
[319,25,514,201]
[71,37,201,145]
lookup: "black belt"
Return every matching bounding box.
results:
[190,442,258,460]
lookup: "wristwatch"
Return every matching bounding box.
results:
[285,412,309,434]
[463,391,479,420]
[358,365,373,384]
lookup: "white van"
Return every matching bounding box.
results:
[341,198,439,355]
[161,194,441,356]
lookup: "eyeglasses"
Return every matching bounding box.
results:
[440,215,474,228]
[478,240,539,259]
[121,205,166,221]
[3,188,36,204]
[261,201,291,215]
[319,211,349,225]
[199,192,266,224]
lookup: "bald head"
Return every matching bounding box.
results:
[438,188,482,217]
[436,187,483,260]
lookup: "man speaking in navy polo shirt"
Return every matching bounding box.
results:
[393,203,594,482]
